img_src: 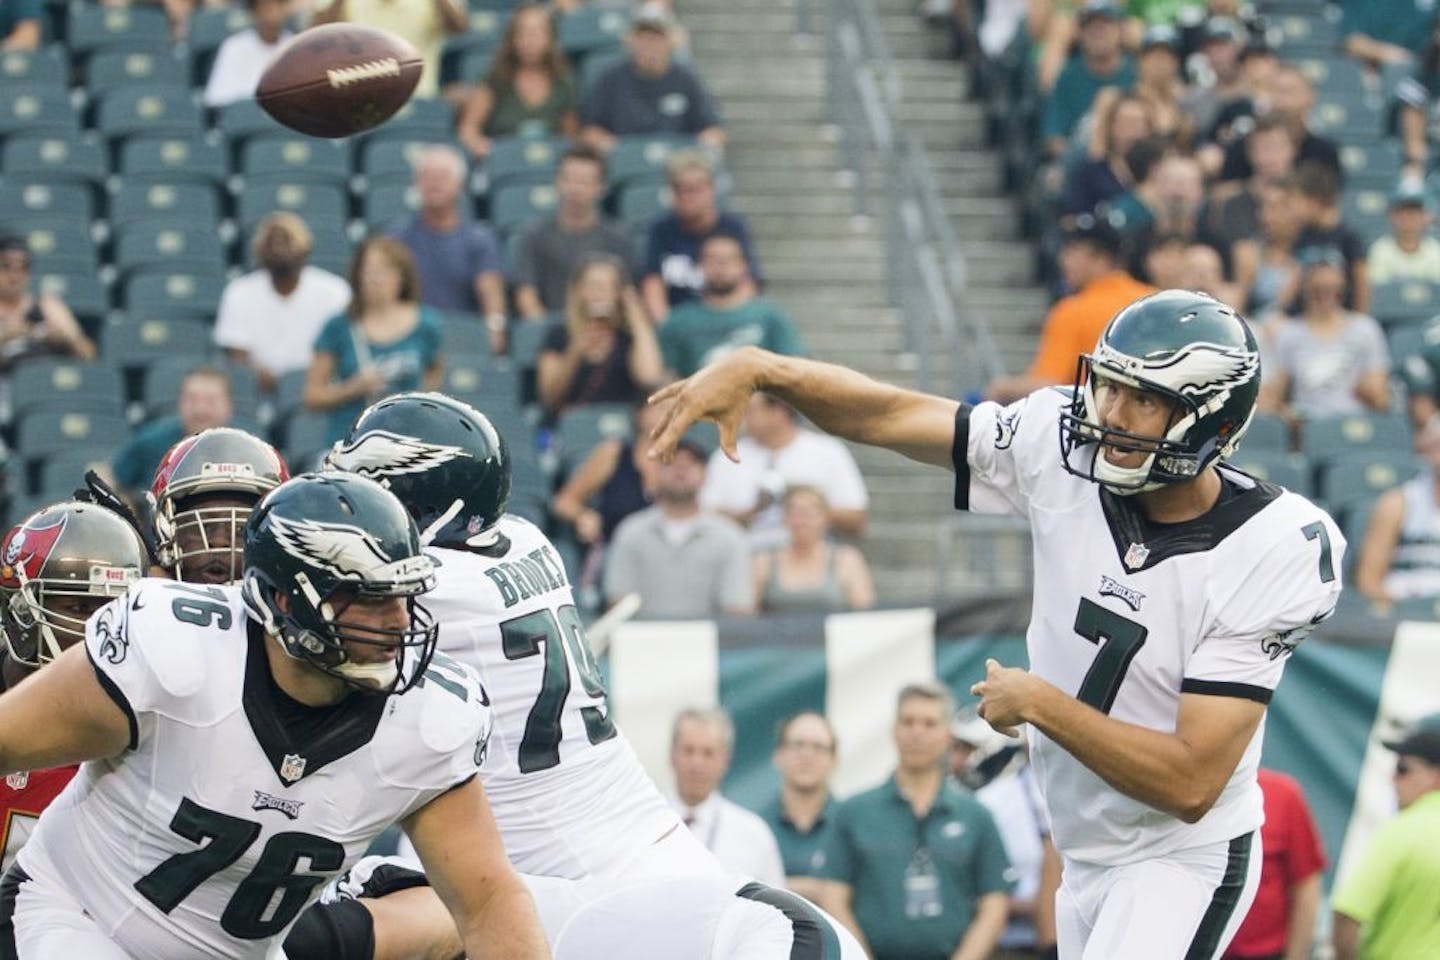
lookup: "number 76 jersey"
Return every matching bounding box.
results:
[954,389,1344,866]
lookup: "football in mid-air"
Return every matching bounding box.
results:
[257,23,423,139]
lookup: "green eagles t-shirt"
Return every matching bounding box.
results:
[312,307,442,445]
[658,297,804,377]
[1040,55,1136,142]
[758,794,837,879]
[1340,0,1438,55]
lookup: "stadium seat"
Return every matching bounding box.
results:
[1319,452,1421,507]
[33,446,123,500]
[95,87,205,143]
[117,135,230,188]
[34,272,110,323]
[1294,53,1360,95]
[578,50,625,98]
[66,4,169,57]
[240,220,353,274]
[1300,413,1413,465]
[1240,413,1290,451]
[271,370,309,417]
[1370,280,1440,327]
[558,5,629,60]
[489,182,558,235]
[276,410,333,471]
[439,11,505,85]
[553,403,634,477]
[607,136,695,188]
[85,48,190,96]
[236,181,350,232]
[0,87,79,138]
[484,137,564,192]
[443,355,520,404]
[141,356,260,423]
[113,221,228,277]
[187,7,252,83]
[615,179,672,227]
[103,319,214,377]
[1338,141,1403,191]
[453,49,494,89]
[6,358,125,422]
[359,138,432,180]
[122,269,225,318]
[439,313,489,355]
[14,410,131,461]
[5,492,58,528]
[1340,188,1391,244]
[240,137,353,189]
[0,48,68,87]
[7,220,99,275]
[1,135,107,191]
[363,180,420,227]
[356,99,454,144]
[214,99,291,152]
[108,181,222,228]
[1307,98,1382,145]
[1224,450,1312,495]
[0,181,95,222]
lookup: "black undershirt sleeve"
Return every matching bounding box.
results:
[951,403,974,511]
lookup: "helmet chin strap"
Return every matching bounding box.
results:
[333,658,399,690]
[418,499,464,548]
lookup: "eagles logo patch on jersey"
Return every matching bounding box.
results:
[94,605,128,665]
[327,430,470,478]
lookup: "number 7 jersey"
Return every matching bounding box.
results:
[954,389,1344,866]
[423,516,681,879]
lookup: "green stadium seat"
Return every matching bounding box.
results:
[0,87,79,137]
[214,99,291,151]
[86,48,190,96]
[272,370,309,418]
[117,135,229,188]
[508,316,555,405]
[557,5,629,59]
[1338,141,1403,191]
[363,180,420,227]
[6,219,99,274]
[489,182,558,235]
[360,138,433,179]
[0,49,68,87]
[484,137,563,192]
[452,49,494,88]
[141,356,260,423]
[439,312,489,355]
[67,4,169,56]
[34,272,110,322]
[36,447,123,500]
[6,359,125,422]
[108,181,222,228]
[122,269,225,318]
[102,319,213,376]
[442,354,520,403]
[1301,413,1413,466]
[240,220,353,274]
[553,403,633,476]
[241,137,352,189]
[1341,187,1392,244]
[95,87,205,143]
[1224,449,1311,495]
[236,181,349,231]
[1,135,107,190]
[1242,413,1290,451]
[114,221,228,276]
[439,11,505,85]
[356,99,454,143]
[276,410,334,471]
[15,410,131,461]
[615,178,671,227]
[5,493,58,528]
[187,7,252,82]
[1308,98,1382,145]
[607,136,695,188]
[1370,280,1440,327]
[1319,451,1421,507]
[0,181,95,222]
[578,49,625,97]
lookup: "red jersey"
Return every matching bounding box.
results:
[1225,768,1327,958]
[0,765,78,872]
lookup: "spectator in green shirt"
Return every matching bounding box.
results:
[1040,0,1136,157]
[758,711,840,904]
[1,0,41,50]
[658,233,803,378]
[112,367,235,503]
[1332,715,1440,960]
[1341,0,1437,70]
[817,683,1012,960]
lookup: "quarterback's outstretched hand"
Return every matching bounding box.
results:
[647,348,767,462]
[971,658,1042,737]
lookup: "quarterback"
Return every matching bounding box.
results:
[0,473,547,959]
[649,291,1343,960]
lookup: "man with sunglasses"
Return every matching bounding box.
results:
[1331,716,1440,960]
[650,289,1343,960]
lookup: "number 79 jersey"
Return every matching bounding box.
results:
[19,579,488,960]
[953,390,1344,866]
[424,516,680,879]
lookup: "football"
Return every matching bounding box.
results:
[257,23,423,139]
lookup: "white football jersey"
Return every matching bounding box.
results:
[20,578,489,960]
[955,390,1344,865]
[424,516,681,878]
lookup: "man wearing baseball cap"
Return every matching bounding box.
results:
[1330,715,1440,959]
[1040,0,1133,158]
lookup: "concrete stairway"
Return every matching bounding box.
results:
[682,0,1034,602]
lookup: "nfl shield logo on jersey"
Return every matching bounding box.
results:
[1123,542,1150,570]
[279,754,307,783]
[5,772,28,790]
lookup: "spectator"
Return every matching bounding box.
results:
[536,253,663,418]
[658,233,803,378]
[1233,177,1303,316]
[1219,65,1341,185]
[1292,161,1369,314]
[201,0,293,107]
[1040,0,1134,158]
[1368,183,1440,284]
[760,711,840,902]
[1396,22,1440,176]
[1181,16,1250,145]
[1208,112,1298,251]
[551,402,662,549]
[1223,769,1326,960]
[1355,416,1440,608]
[510,144,636,320]
[303,235,443,446]
[0,0,39,50]
[1125,152,1233,275]
[1331,714,1440,960]
[112,367,234,499]
[818,683,1011,960]
[1097,136,1167,235]
[1136,232,1191,288]
[387,145,506,352]
[641,150,763,323]
[603,438,754,618]
[751,487,875,613]
[669,707,785,887]
[0,235,96,368]
[1130,24,1190,145]
[455,3,578,159]
[987,216,1154,402]
[313,0,466,103]
[580,3,725,154]
[1341,0,1435,71]
[1185,242,1244,310]
[214,213,351,393]
[701,394,869,545]
[1061,93,1155,221]
[1258,247,1390,425]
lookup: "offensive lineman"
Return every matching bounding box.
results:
[648,291,1344,960]
[315,392,862,959]
[0,473,548,958]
